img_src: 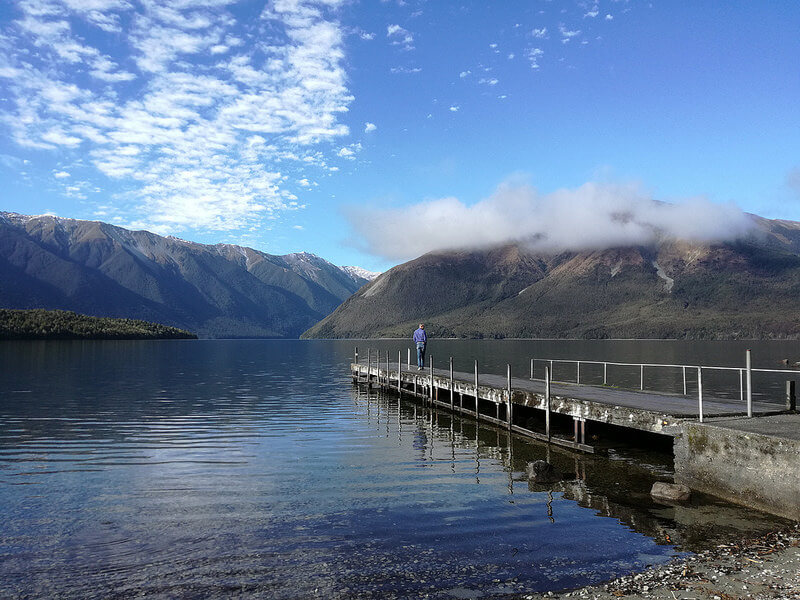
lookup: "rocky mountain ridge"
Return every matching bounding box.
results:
[0,212,369,338]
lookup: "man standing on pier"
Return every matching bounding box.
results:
[413,323,427,370]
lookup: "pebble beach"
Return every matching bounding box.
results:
[524,524,800,600]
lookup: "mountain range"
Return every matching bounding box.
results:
[0,212,377,338]
[302,214,800,340]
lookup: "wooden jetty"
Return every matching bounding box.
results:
[351,347,800,519]
[350,350,787,454]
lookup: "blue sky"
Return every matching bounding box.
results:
[1,1,799,272]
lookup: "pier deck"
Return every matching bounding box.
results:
[351,361,784,450]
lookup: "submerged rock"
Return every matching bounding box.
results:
[650,481,691,502]
[526,460,563,483]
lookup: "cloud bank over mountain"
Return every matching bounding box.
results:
[346,181,754,261]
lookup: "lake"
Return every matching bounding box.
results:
[0,339,793,599]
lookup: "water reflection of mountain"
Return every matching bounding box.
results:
[369,389,787,553]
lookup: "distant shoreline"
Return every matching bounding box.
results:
[0,309,197,341]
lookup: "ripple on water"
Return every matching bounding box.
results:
[0,340,790,599]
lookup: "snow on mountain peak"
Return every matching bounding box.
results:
[341,266,381,281]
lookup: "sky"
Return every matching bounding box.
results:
[0,0,799,272]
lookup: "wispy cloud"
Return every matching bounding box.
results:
[346,181,754,261]
[527,48,544,69]
[386,23,414,50]
[559,24,582,43]
[390,65,421,74]
[0,0,354,233]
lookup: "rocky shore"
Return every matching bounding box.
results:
[524,524,800,600]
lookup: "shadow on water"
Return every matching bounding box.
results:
[0,339,790,599]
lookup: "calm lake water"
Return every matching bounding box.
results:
[0,339,793,599]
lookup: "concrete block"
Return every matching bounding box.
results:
[674,420,800,520]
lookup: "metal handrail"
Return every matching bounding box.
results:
[531,357,800,375]
[532,352,796,421]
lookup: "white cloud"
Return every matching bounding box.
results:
[346,181,754,261]
[364,122,377,133]
[337,142,361,159]
[527,48,544,69]
[459,70,471,78]
[559,24,581,43]
[53,170,71,178]
[584,4,599,18]
[0,0,353,234]
[531,27,547,38]
[449,105,459,112]
[386,23,414,50]
[605,14,614,20]
[390,66,421,74]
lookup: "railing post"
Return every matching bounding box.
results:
[682,366,687,395]
[398,350,402,394]
[545,366,551,441]
[746,349,753,417]
[407,348,411,371]
[449,357,454,409]
[576,361,580,384]
[474,360,479,413]
[355,346,358,366]
[786,380,796,411]
[739,368,744,402]
[530,358,534,380]
[430,356,434,401]
[507,364,512,429]
[640,364,644,390]
[367,348,371,387]
[603,362,607,385]
[697,367,704,423]
[550,360,554,382]
[386,350,389,387]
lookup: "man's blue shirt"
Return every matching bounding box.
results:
[413,328,427,343]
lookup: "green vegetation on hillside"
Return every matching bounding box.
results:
[0,309,197,340]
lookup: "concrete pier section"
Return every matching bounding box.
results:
[675,415,800,521]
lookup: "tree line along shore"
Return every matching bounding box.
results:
[0,309,197,340]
